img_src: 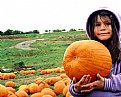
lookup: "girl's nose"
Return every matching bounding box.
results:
[100,24,106,31]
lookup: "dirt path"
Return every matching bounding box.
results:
[12,39,44,50]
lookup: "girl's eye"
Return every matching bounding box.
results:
[95,23,101,26]
[105,22,111,25]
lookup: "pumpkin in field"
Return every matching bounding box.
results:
[43,95,53,97]
[40,88,56,97]
[28,83,39,94]
[15,90,28,97]
[18,85,29,93]
[62,85,69,96]
[7,87,16,93]
[30,92,44,97]
[7,91,15,96]
[38,81,50,92]
[63,40,112,82]
[66,92,73,97]
[5,81,15,88]
[54,81,66,95]
[0,84,9,97]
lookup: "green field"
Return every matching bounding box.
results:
[0,31,88,69]
[0,31,88,96]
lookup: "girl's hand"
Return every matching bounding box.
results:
[73,75,92,93]
[81,74,104,93]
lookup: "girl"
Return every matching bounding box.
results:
[69,7,121,97]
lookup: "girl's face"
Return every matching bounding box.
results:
[94,15,113,40]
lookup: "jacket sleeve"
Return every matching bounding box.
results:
[69,80,88,97]
[104,73,121,92]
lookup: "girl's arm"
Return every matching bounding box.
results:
[104,73,121,92]
[104,62,121,92]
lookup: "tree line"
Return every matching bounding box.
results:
[0,28,84,35]
[45,28,84,33]
[0,29,39,36]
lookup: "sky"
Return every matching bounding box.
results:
[0,0,121,33]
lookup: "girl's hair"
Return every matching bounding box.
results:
[86,10,121,61]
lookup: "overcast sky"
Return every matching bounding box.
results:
[0,0,121,33]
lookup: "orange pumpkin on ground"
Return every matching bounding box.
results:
[44,78,51,84]
[35,80,43,85]
[62,85,69,96]
[38,81,50,92]
[2,73,10,80]
[35,77,43,82]
[63,40,112,82]
[54,81,66,95]
[9,73,16,79]
[66,92,73,97]
[15,90,28,97]
[49,77,62,85]
[0,84,8,97]
[59,73,68,79]
[43,95,53,97]
[5,81,15,88]
[0,84,9,97]
[41,88,56,97]
[7,87,16,93]
[28,83,39,94]
[19,85,29,93]
[7,94,17,97]
[30,92,44,97]
[7,91,15,96]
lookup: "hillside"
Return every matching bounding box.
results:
[0,31,88,97]
[0,31,88,70]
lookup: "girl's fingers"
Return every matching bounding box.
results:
[80,75,91,84]
[72,77,77,84]
[73,75,92,86]
[79,75,88,84]
[87,76,92,83]
[84,75,91,83]
[81,83,93,89]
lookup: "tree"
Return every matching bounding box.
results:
[13,30,22,34]
[53,29,62,32]
[33,30,39,34]
[4,29,13,35]
[45,30,48,32]
[62,29,66,32]
[69,28,76,32]
[0,31,3,36]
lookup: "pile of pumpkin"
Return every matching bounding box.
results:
[19,70,36,74]
[19,67,65,75]
[38,67,65,75]
[0,72,16,80]
[0,73,73,97]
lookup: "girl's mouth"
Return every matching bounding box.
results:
[98,32,110,35]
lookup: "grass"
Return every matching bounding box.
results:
[0,31,88,96]
[0,31,88,69]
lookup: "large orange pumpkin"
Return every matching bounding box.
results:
[63,40,112,82]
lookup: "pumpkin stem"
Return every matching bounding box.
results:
[73,56,76,60]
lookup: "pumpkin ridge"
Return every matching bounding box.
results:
[78,62,110,81]
[77,58,111,70]
[81,63,110,73]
